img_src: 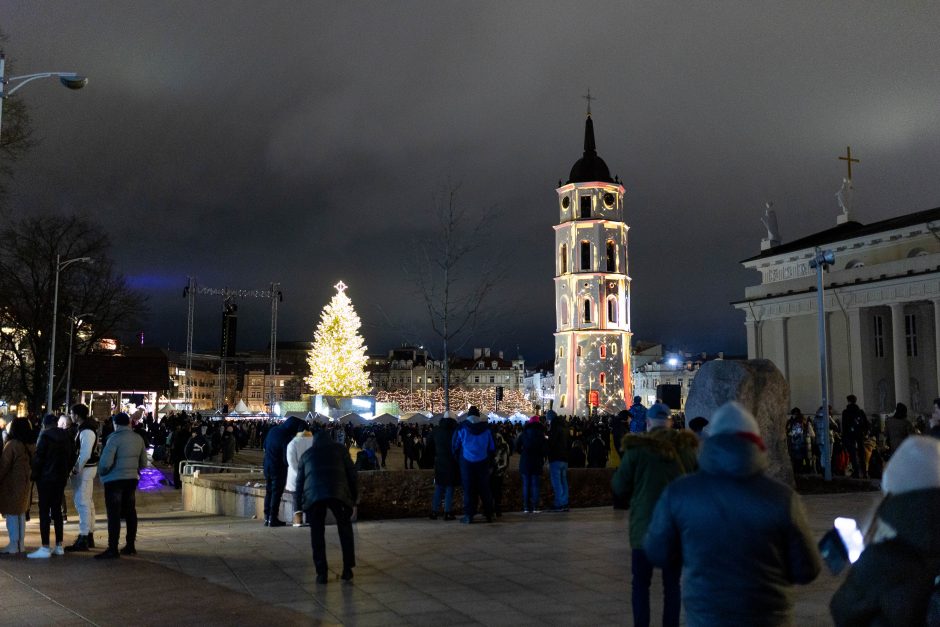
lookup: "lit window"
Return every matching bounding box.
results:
[559,346,564,358]
[600,345,607,359]
[577,346,582,357]
[560,394,566,408]
[599,373,606,385]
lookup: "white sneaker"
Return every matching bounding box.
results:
[27,546,52,559]
[53,545,65,556]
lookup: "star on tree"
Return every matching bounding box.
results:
[305,281,371,396]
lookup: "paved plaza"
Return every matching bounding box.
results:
[0,458,879,626]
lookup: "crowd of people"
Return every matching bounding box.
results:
[3,393,940,624]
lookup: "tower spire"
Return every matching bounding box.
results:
[582,89,597,155]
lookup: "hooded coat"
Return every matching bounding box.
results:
[611,428,699,547]
[432,417,459,486]
[31,427,74,486]
[516,421,547,475]
[644,433,821,627]
[263,416,306,474]
[831,488,940,626]
[296,431,358,510]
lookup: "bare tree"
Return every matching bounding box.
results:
[407,187,505,411]
[0,32,37,202]
[0,214,146,413]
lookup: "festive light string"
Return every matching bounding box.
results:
[375,387,532,415]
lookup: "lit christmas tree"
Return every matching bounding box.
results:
[306,281,371,396]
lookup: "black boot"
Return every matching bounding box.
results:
[86,532,95,549]
[120,543,137,556]
[63,535,89,552]
[268,518,286,527]
[94,547,120,560]
[429,511,438,520]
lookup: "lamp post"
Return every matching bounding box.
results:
[810,247,835,481]
[46,254,92,412]
[0,52,88,140]
[64,312,93,412]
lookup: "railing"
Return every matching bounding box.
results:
[180,462,263,477]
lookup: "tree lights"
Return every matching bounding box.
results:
[305,281,371,397]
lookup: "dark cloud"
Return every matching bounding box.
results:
[6,2,940,361]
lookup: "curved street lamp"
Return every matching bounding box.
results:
[46,255,93,412]
[0,51,88,140]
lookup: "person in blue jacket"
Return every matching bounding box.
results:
[452,406,495,524]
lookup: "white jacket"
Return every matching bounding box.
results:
[285,431,314,492]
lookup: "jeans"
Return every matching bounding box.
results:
[431,483,454,513]
[264,468,288,521]
[459,457,493,520]
[307,499,356,575]
[38,480,67,546]
[71,466,97,534]
[549,461,569,508]
[631,548,680,627]
[521,473,540,511]
[103,479,139,551]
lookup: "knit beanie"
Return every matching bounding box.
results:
[709,401,760,437]
[882,436,940,495]
[646,403,672,426]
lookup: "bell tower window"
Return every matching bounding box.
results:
[583,298,592,323]
[560,244,568,275]
[580,241,591,271]
[606,240,617,272]
[607,296,618,324]
[580,196,591,219]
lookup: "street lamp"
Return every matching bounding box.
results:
[810,247,835,481]
[46,254,93,412]
[0,51,88,141]
[64,312,93,411]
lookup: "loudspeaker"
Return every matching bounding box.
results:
[656,384,681,410]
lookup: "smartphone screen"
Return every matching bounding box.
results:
[834,517,864,563]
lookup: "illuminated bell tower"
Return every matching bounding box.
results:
[553,110,632,416]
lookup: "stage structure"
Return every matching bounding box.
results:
[183,278,283,411]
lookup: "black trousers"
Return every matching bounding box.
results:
[307,499,355,575]
[38,480,66,546]
[104,479,139,550]
[264,469,288,521]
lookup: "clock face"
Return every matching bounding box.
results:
[603,193,615,208]
[561,196,570,209]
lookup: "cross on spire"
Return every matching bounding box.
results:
[334,280,347,293]
[583,89,596,116]
[838,146,860,180]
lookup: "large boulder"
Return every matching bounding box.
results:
[685,359,793,486]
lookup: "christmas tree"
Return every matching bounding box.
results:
[306,281,371,396]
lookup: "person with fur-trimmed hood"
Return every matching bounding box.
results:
[831,435,940,626]
[644,402,820,627]
[611,402,698,627]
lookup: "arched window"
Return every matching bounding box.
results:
[583,298,592,323]
[560,244,568,274]
[845,259,864,269]
[607,296,618,324]
[908,247,928,258]
[560,296,570,326]
[576,346,582,357]
[560,394,567,408]
[600,344,607,359]
[580,241,591,271]
[606,240,617,272]
[599,373,606,386]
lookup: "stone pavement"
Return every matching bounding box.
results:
[0,461,881,626]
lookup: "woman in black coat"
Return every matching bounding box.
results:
[429,416,459,520]
[516,417,547,513]
[28,415,74,558]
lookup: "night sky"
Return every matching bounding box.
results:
[6,3,940,363]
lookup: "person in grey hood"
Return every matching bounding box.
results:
[644,401,820,627]
[95,412,148,560]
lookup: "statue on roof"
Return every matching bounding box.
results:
[761,202,781,250]
[836,177,853,224]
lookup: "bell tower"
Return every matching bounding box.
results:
[553,111,632,416]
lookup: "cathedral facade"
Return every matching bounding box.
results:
[553,113,632,416]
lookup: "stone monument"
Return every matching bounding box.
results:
[684,359,794,486]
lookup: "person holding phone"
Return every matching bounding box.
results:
[831,436,940,626]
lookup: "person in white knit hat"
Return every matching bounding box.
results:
[831,435,940,625]
[644,401,821,627]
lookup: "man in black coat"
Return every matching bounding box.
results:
[841,395,869,478]
[263,416,306,527]
[296,429,358,584]
[429,414,458,520]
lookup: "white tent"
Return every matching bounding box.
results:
[428,412,446,425]
[338,412,368,426]
[311,412,332,424]
[158,404,175,416]
[372,412,398,425]
[233,399,251,415]
[486,411,504,423]
[399,412,429,422]
[509,411,529,424]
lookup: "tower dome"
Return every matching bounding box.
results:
[566,115,615,184]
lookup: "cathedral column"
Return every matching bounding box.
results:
[847,307,865,409]
[933,299,940,396]
[774,318,789,381]
[745,320,758,360]
[890,303,909,407]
